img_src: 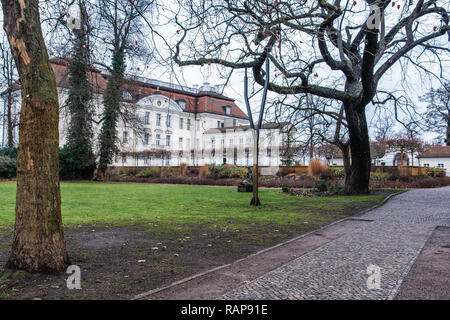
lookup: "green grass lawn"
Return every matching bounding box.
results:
[0,181,387,229]
[0,181,390,299]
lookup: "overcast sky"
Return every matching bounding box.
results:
[1,1,449,145]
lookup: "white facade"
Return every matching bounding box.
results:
[114,94,294,167]
[418,157,450,176]
[1,65,295,168]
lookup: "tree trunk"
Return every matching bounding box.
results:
[2,0,69,272]
[339,143,351,187]
[344,103,371,194]
[250,130,260,206]
[446,110,450,146]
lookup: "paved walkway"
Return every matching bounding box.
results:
[222,187,450,300]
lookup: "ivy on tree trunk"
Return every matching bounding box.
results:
[96,48,126,180]
[64,1,96,180]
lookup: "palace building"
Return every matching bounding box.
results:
[2,58,293,167]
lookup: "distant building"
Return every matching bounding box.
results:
[2,58,292,167]
[417,146,450,176]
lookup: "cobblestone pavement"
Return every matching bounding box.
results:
[223,187,450,300]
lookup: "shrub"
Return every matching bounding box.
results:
[188,167,199,176]
[331,167,345,178]
[277,167,295,177]
[425,167,445,178]
[59,146,96,180]
[371,169,391,182]
[281,183,292,193]
[0,155,16,178]
[230,167,247,179]
[218,166,233,179]
[199,165,209,179]
[313,179,329,192]
[180,163,187,176]
[308,159,329,178]
[0,147,17,159]
[411,177,440,188]
[160,166,178,177]
[208,164,223,176]
[105,166,121,180]
[136,168,159,178]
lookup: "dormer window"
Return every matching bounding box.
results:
[178,100,186,110]
[224,105,231,115]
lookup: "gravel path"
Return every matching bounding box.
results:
[223,187,450,300]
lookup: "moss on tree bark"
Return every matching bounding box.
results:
[1,0,69,273]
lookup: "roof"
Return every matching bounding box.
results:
[417,146,450,158]
[204,122,294,134]
[6,57,249,120]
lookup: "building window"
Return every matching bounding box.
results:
[423,163,430,168]
[179,137,183,149]
[144,112,150,125]
[167,115,172,128]
[233,119,237,126]
[187,119,191,131]
[123,91,132,100]
[122,155,127,163]
[144,157,149,165]
[156,113,161,126]
[156,134,161,146]
[144,132,149,145]
[438,163,444,168]
[178,100,186,110]
[179,118,184,129]
[166,135,171,147]
[196,119,200,131]
[186,138,191,150]
[217,121,221,128]
[224,106,231,115]
[122,131,128,144]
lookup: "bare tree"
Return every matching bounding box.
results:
[421,82,450,145]
[386,134,424,166]
[172,0,450,194]
[94,0,155,180]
